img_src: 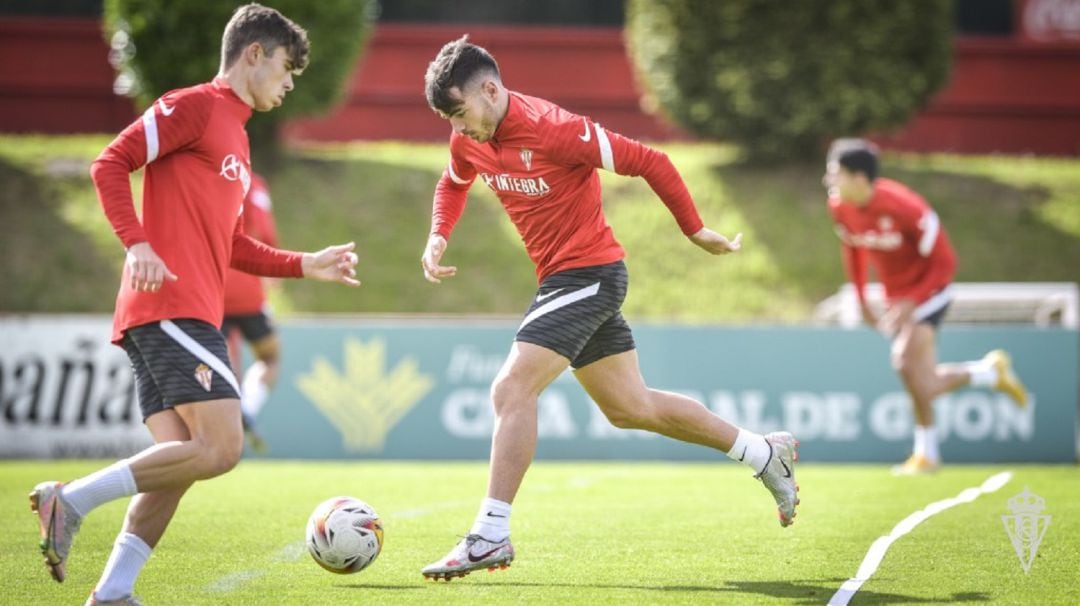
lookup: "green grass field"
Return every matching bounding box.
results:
[2,461,1077,605]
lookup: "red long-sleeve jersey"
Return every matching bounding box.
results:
[224,173,279,315]
[90,78,303,344]
[828,178,957,305]
[432,91,704,282]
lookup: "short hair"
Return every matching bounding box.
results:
[424,35,501,114]
[221,3,309,72]
[828,138,879,182]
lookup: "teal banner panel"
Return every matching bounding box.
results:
[254,322,1077,462]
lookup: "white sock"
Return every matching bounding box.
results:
[726,428,772,475]
[965,358,998,388]
[469,497,511,541]
[241,363,271,419]
[94,532,152,601]
[61,460,138,518]
[913,425,939,461]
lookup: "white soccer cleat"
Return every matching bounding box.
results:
[29,481,83,583]
[421,534,514,581]
[755,432,800,527]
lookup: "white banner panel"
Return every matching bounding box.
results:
[0,315,151,458]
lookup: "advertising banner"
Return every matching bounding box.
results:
[2,316,1076,462]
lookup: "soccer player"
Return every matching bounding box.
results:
[418,36,800,581]
[823,138,1029,475]
[29,5,359,604]
[222,171,281,453]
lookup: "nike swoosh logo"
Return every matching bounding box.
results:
[535,288,564,302]
[578,119,591,142]
[737,446,747,462]
[158,99,176,116]
[467,546,504,563]
[780,459,792,478]
[485,511,506,518]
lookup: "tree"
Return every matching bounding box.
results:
[104,0,374,164]
[625,0,953,162]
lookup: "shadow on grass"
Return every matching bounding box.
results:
[403,578,990,604]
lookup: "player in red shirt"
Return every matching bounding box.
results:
[418,36,800,580]
[222,171,281,453]
[29,6,359,603]
[824,139,1028,475]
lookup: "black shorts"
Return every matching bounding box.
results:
[221,310,275,342]
[913,286,953,330]
[121,319,241,421]
[515,260,636,369]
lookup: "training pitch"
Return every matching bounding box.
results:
[2,461,1076,605]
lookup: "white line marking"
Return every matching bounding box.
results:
[827,471,1013,606]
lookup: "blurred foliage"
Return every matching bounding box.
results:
[625,0,953,162]
[102,0,374,162]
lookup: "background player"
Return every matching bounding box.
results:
[30,5,359,604]
[418,36,800,581]
[823,138,1029,475]
[222,171,281,453]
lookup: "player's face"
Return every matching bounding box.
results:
[442,82,500,143]
[250,45,297,112]
[823,162,866,203]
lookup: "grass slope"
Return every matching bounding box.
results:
[2,461,1077,605]
[1,136,1077,321]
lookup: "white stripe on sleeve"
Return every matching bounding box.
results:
[595,123,614,172]
[141,106,159,164]
[447,160,472,185]
[159,320,240,395]
[918,211,940,257]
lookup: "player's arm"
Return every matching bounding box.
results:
[230,220,359,286]
[833,224,877,327]
[901,205,953,304]
[90,91,209,292]
[550,115,739,255]
[422,143,476,283]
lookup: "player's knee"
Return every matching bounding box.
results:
[603,407,640,429]
[599,396,653,429]
[198,439,243,478]
[489,376,533,415]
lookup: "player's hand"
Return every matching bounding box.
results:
[877,299,915,336]
[421,234,457,283]
[860,302,880,328]
[689,227,742,255]
[125,241,178,292]
[302,242,360,286]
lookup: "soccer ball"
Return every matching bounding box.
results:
[305,496,384,574]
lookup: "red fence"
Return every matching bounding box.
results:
[2,18,1078,155]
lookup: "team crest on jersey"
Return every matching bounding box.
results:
[219,153,252,196]
[519,148,533,171]
[194,363,213,392]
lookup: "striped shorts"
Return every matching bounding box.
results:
[515,260,636,369]
[121,319,241,421]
